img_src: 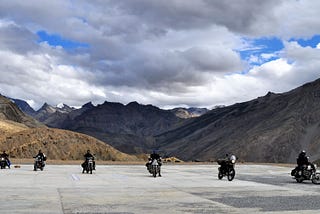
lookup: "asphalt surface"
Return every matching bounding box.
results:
[0,164,320,213]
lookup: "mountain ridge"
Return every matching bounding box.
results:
[155,78,320,163]
[0,95,139,161]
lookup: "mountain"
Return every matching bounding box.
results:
[0,95,43,128]
[60,101,184,154]
[155,78,320,163]
[0,95,138,161]
[9,98,36,116]
[33,103,75,127]
[171,107,209,118]
[13,98,185,154]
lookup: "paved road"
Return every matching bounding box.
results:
[0,164,319,213]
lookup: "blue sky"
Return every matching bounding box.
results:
[37,30,89,49]
[238,37,284,66]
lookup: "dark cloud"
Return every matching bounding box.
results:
[109,0,280,34]
[0,21,38,53]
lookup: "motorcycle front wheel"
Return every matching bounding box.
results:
[227,168,235,181]
[218,171,223,179]
[312,174,320,184]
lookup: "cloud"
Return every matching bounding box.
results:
[0,20,38,53]
[0,1,319,110]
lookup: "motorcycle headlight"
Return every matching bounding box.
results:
[231,159,235,164]
[307,165,311,170]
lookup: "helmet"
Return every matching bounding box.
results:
[300,150,306,156]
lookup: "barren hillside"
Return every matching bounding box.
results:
[0,128,138,161]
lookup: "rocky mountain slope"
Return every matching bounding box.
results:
[0,95,43,128]
[33,103,75,125]
[155,78,320,163]
[9,97,36,116]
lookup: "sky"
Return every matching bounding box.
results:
[0,0,319,110]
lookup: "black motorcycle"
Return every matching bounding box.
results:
[146,158,161,177]
[291,164,320,184]
[82,157,94,174]
[33,156,45,171]
[217,159,236,181]
[0,157,9,169]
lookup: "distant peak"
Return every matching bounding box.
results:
[56,103,65,108]
[42,102,52,108]
[266,91,275,96]
[38,102,56,113]
[82,102,94,109]
[127,101,140,106]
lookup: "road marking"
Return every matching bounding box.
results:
[71,174,80,181]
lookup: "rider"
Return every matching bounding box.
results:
[218,153,236,171]
[34,149,47,161]
[147,150,162,176]
[297,150,309,168]
[33,149,46,170]
[292,150,315,175]
[83,150,95,170]
[0,150,10,168]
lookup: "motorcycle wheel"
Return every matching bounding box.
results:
[227,168,235,181]
[153,170,157,178]
[40,167,43,171]
[296,178,303,183]
[218,172,223,180]
[312,174,320,184]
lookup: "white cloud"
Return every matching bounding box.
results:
[0,1,319,109]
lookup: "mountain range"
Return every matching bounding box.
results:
[13,99,208,154]
[0,95,138,161]
[7,77,320,163]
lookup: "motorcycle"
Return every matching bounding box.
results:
[150,159,160,177]
[82,157,94,174]
[33,156,45,171]
[291,164,320,184]
[0,157,9,169]
[217,158,236,181]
